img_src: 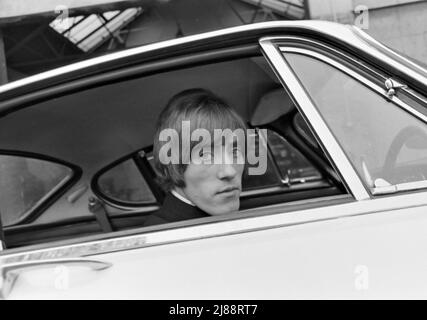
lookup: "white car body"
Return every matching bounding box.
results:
[1,20,427,299]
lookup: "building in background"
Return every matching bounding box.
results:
[0,0,309,83]
[309,0,427,65]
[0,0,426,84]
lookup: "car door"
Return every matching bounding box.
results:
[3,29,427,299]
[4,195,427,299]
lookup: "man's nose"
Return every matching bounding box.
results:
[216,148,240,180]
[217,162,238,180]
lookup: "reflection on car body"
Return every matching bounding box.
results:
[0,21,427,299]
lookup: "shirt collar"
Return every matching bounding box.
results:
[171,189,195,206]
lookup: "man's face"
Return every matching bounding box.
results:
[180,139,244,215]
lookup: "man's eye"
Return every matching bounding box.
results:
[199,150,213,162]
[232,148,243,158]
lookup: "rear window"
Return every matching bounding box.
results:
[0,155,74,226]
[97,158,156,204]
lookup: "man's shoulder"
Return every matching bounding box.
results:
[143,214,168,227]
[143,193,209,227]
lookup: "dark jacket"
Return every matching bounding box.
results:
[144,192,210,226]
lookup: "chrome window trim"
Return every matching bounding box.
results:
[273,45,427,194]
[262,35,427,110]
[241,186,284,197]
[241,180,330,197]
[4,20,427,97]
[0,194,351,261]
[348,26,427,88]
[280,34,427,113]
[96,190,158,211]
[0,21,351,95]
[105,204,160,213]
[351,26,427,79]
[259,38,370,201]
[401,88,427,109]
[279,47,427,125]
[262,35,427,123]
[259,36,427,196]
[1,191,427,265]
[372,180,427,195]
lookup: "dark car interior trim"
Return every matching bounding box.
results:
[0,44,260,117]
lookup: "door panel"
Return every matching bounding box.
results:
[7,203,427,299]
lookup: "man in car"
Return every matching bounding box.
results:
[144,88,247,226]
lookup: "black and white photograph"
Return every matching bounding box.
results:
[0,0,427,301]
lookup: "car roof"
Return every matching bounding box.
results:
[2,20,427,100]
[1,20,426,173]
[0,20,355,97]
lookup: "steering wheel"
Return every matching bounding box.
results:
[382,125,427,177]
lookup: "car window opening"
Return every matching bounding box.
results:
[283,51,427,196]
[0,54,346,249]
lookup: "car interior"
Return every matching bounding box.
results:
[0,54,347,249]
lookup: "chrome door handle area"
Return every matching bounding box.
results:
[0,257,112,299]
